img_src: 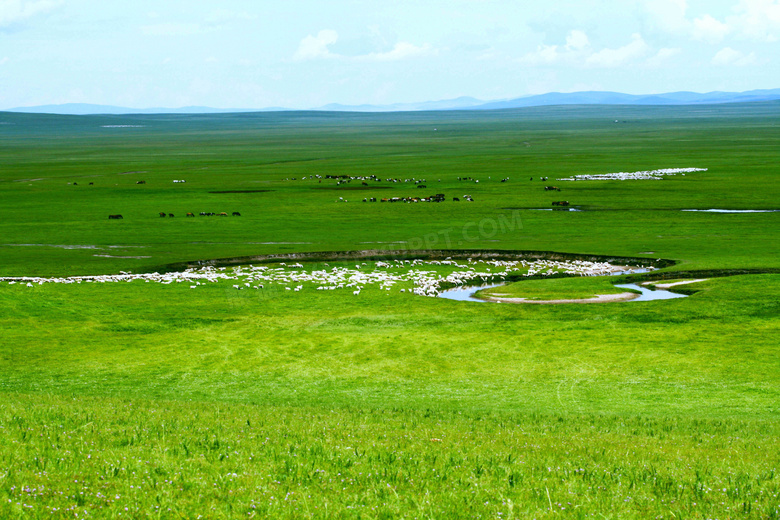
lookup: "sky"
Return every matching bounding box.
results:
[1,0,779,109]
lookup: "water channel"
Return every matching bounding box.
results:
[438,279,688,303]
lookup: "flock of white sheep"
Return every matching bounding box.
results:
[558,167,707,181]
[0,258,652,298]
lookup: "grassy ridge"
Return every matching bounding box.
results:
[1,274,778,419]
[476,276,637,300]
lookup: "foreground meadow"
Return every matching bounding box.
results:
[1,104,779,517]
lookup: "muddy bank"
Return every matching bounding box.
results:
[620,268,780,285]
[166,249,675,273]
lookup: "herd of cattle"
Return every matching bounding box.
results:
[105,174,574,220]
[109,212,241,219]
[160,212,241,217]
[359,193,475,203]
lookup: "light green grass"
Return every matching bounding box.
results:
[2,393,779,519]
[1,104,779,518]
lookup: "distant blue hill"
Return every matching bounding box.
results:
[469,88,780,110]
[3,103,280,115]
[4,89,780,115]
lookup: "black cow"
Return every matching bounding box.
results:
[232,212,241,216]
[552,201,569,206]
[159,212,166,217]
[108,214,123,219]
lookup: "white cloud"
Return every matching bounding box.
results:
[565,30,589,50]
[294,30,435,62]
[519,43,562,65]
[730,0,780,42]
[711,47,757,65]
[293,30,339,61]
[357,42,437,62]
[518,30,589,65]
[0,0,60,27]
[520,32,658,69]
[585,34,650,68]
[692,14,730,43]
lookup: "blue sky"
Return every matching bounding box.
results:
[1,0,778,109]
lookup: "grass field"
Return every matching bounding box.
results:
[1,103,779,518]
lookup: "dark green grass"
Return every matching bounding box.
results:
[1,104,779,276]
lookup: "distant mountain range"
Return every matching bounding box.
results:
[5,88,780,115]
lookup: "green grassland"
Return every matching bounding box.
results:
[1,104,779,518]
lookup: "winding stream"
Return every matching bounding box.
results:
[438,280,688,303]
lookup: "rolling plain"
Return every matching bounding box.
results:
[1,103,779,518]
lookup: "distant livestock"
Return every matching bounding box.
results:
[136,180,146,184]
[232,212,241,216]
[159,212,166,217]
[186,212,195,217]
[108,214,123,219]
[545,186,561,191]
[552,201,570,207]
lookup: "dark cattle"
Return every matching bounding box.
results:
[159,212,166,217]
[232,212,241,216]
[73,182,78,186]
[362,181,368,186]
[453,197,459,201]
[89,182,94,185]
[136,180,146,184]
[369,197,376,202]
[186,212,195,217]
[417,185,427,189]
[552,201,570,206]
[108,214,123,219]
[168,213,174,217]
[544,186,561,191]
